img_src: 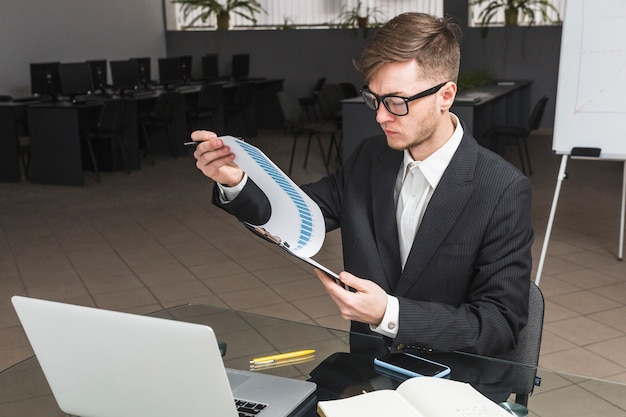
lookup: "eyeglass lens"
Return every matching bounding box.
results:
[362,91,409,116]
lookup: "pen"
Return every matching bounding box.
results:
[250,349,315,365]
[184,141,200,147]
[250,354,316,371]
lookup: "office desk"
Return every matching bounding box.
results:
[2,304,626,417]
[452,80,532,147]
[219,78,285,137]
[27,99,141,186]
[341,80,532,161]
[21,79,284,186]
[170,78,284,135]
[0,102,29,182]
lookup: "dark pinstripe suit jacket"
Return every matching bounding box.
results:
[214,131,534,357]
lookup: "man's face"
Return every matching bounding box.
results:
[367,60,454,160]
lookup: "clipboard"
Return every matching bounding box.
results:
[221,136,352,290]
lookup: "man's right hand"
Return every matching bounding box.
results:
[191,130,245,187]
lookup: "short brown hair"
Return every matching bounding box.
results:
[357,12,462,85]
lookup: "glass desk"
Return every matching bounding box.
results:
[1,304,626,417]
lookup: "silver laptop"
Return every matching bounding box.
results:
[11,296,316,417]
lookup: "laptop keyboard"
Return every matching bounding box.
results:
[235,398,267,416]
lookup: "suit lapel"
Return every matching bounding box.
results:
[395,134,478,296]
[371,148,403,290]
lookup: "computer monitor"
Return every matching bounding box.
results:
[110,59,141,91]
[130,57,152,86]
[59,62,95,99]
[30,62,61,97]
[86,60,108,91]
[231,54,249,81]
[158,57,183,87]
[179,55,192,82]
[202,54,219,82]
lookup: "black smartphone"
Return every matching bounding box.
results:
[374,352,450,379]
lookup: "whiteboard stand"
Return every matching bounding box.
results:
[535,156,626,287]
[617,161,626,261]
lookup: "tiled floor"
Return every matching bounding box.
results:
[1,127,625,391]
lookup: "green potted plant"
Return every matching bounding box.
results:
[336,1,384,35]
[471,0,561,38]
[172,0,265,30]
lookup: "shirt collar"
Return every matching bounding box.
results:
[401,113,464,189]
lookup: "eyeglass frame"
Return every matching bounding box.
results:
[360,81,449,116]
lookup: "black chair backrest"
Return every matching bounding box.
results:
[528,96,549,131]
[277,90,306,127]
[316,84,344,121]
[312,77,326,94]
[495,281,544,405]
[340,82,359,99]
[153,92,179,122]
[98,99,131,134]
[197,83,223,111]
[233,82,256,108]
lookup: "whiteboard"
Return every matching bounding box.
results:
[553,0,626,160]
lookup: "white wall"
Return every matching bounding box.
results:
[0,0,167,97]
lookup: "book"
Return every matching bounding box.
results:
[317,377,512,417]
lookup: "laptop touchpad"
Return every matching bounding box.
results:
[227,371,250,389]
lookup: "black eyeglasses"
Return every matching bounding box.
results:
[360,82,448,116]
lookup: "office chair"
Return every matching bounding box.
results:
[277,90,340,175]
[187,82,223,132]
[316,84,347,165]
[495,281,545,407]
[339,82,359,99]
[483,96,549,176]
[3,96,33,179]
[299,77,326,123]
[84,98,133,182]
[140,92,179,160]
[224,82,256,137]
[17,136,31,180]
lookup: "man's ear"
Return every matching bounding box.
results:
[440,82,457,111]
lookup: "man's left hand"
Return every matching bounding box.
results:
[314,269,388,327]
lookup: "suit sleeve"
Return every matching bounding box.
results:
[211,179,272,226]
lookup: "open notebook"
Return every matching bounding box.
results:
[11,296,316,417]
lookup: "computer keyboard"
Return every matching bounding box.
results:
[125,90,157,98]
[175,85,200,93]
[235,399,267,416]
[13,95,45,103]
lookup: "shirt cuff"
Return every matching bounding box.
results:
[370,295,399,338]
[217,173,248,203]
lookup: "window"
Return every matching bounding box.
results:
[166,0,444,31]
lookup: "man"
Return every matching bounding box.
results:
[191,12,533,357]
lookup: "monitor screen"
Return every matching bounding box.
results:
[86,60,108,90]
[179,55,192,82]
[59,62,95,98]
[110,60,141,91]
[158,57,183,86]
[130,57,151,85]
[202,54,219,82]
[231,54,249,81]
[30,62,61,96]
